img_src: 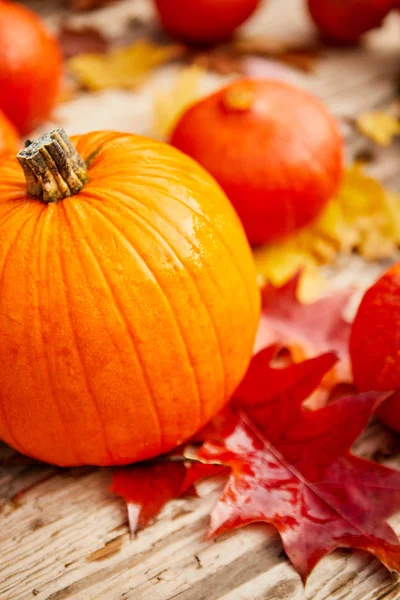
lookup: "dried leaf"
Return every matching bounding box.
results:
[198,349,399,580]
[153,65,205,139]
[254,164,400,295]
[356,111,400,146]
[231,38,321,73]
[68,41,184,91]
[255,274,353,400]
[68,0,120,12]
[191,50,245,76]
[59,25,109,59]
[255,274,352,364]
[111,461,223,534]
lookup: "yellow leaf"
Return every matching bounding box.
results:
[68,41,184,91]
[356,111,400,146]
[152,65,205,139]
[253,240,327,303]
[254,163,400,300]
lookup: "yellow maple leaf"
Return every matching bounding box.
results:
[356,111,400,146]
[68,40,184,91]
[152,65,205,139]
[254,163,400,300]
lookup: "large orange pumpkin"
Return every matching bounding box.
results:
[0,129,260,466]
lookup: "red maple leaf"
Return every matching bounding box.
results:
[198,348,400,580]
[255,274,352,363]
[111,461,223,534]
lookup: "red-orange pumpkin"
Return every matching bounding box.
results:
[170,79,343,246]
[0,1,62,134]
[153,0,262,44]
[0,129,260,466]
[350,263,400,432]
[0,110,18,158]
[307,0,393,44]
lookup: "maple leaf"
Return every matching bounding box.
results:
[68,41,184,91]
[356,111,400,146]
[198,349,400,580]
[111,461,223,534]
[255,273,352,365]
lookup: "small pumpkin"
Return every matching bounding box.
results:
[307,0,393,44]
[0,1,62,134]
[350,263,400,432]
[0,129,260,466]
[0,110,18,158]
[153,0,261,44]
[170,78,343,246]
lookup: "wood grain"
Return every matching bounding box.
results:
[1,0,400,598]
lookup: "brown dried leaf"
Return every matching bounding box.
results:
[231,38,321,73]
[68,0,120,12]
[68,40,184,91]
[192,50,245,76]
[59,25,109,59]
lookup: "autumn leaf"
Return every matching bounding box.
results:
[356,111,400,146]
[235,346,337,408]
[111,461,223,534]
[230,38,321,73]
[198,349,400,580]
[254,274,353,402]
[153,65,205,139]
[68,0,120,11]
[68,40,184,91]
[254,163,400,296]
[59,25,109,59]
[255,273,352,362]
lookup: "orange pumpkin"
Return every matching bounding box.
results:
[153,0,262,44]
[170,79,343,245]
[307,0,393,44]
[350,263,400,432]
[0,110,18,158]
[0,1,62,134]
[0,129,260,466]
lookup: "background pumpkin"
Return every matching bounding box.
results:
[0,1,62,134]
[153,0,261,44]
[350,263,400,432]
[170,78,343,246]
[307,0,393,44]
[0,129,260,466]
[0,110,18,158]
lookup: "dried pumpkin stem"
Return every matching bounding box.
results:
[17,128,88,203]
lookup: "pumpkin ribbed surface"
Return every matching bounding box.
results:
[0,131,260,466]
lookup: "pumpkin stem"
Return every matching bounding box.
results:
[222,87,254,113]
[17,128,88,203]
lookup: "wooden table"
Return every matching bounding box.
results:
[1,1,400,598]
